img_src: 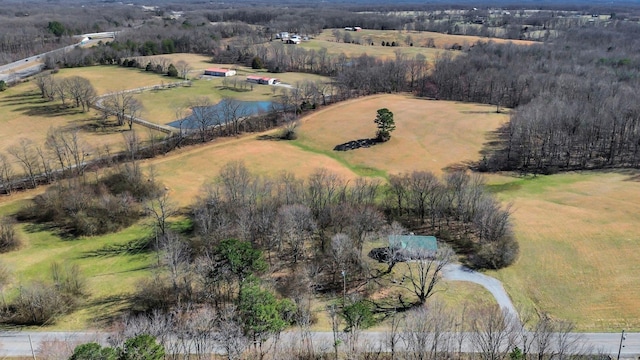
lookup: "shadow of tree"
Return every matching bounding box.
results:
[13,103,83,118]
[334,138,379,151]
[81,237,153,258]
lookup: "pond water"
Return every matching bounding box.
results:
[167,99,275,129]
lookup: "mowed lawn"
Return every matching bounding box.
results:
[487,172,640,331]
[293,94,509,177]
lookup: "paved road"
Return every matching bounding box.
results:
[1,330,639,357]
[0,31,116,84]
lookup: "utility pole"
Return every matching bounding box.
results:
[617,329,626,360]
[341,269,346,305]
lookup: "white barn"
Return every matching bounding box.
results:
[204,68,236,77]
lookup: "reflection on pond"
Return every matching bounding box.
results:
[167,99,276,129]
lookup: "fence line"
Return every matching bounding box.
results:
[94,80,191,134]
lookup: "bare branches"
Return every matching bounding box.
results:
[399,246,454,305]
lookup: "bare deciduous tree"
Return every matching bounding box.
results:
[402,301,455,360]
[0,153,14,194]
[34,73,55,101]
[187,97,216,142]
[275,203,316,264]
[399,245,454,305]
[145,190,177,238]
[215,306,249,360]
[175,60,192,80]
[102,90,142,129]
[8,138,41,188]
[469,305,517,360]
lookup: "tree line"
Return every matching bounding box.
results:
[422,21,640,173]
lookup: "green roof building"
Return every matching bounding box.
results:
[389,235,438,253]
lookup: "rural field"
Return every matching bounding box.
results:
[1,84,639,331]
[145,94,640,331]
[0,68,168,157]
[293,94,508,177]
[300,29,535,60]
[487,171,640,331]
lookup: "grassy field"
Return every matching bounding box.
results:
[293,94,508,177]
[0,74,166,159]
[0,219,154,329]
[487,171,640,331]
[146,94,508,204]
[299,29,535,61]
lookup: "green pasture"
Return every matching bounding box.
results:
[0,214,155,329]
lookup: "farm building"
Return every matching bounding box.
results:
[389,235,438,254]
[204,68,236,77]
[246,75,279,85]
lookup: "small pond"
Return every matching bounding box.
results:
[167,99,276,129]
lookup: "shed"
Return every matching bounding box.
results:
[246,76,279,85]
[204,68,236,77]
[389,235,438,253]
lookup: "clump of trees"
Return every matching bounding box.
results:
[386,170,517,269]
[34,73,96,112]
[0,217,20,253]
[422,23,640,174]
[16,165,161,236]
[120,161,514,355]
[3,262,87,326]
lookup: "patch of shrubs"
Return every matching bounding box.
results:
[17,167,161,236]
[0,217,21,252]
[3,262,87,326]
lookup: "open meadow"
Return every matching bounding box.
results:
[293,94,508,177]
[487,171,640,331]
[0,68,169,158]
[300,29,535,60]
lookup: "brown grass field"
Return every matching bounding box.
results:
[145,136,359,207]
[0,72,167,161]
[300,29,535,60]
[145,94,509,205]
[487,171,640,331]
[294,94,509,176]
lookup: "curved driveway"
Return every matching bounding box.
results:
[442,263,520,325]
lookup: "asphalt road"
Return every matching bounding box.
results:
[0,31,116,84]
[1,330,638,357]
